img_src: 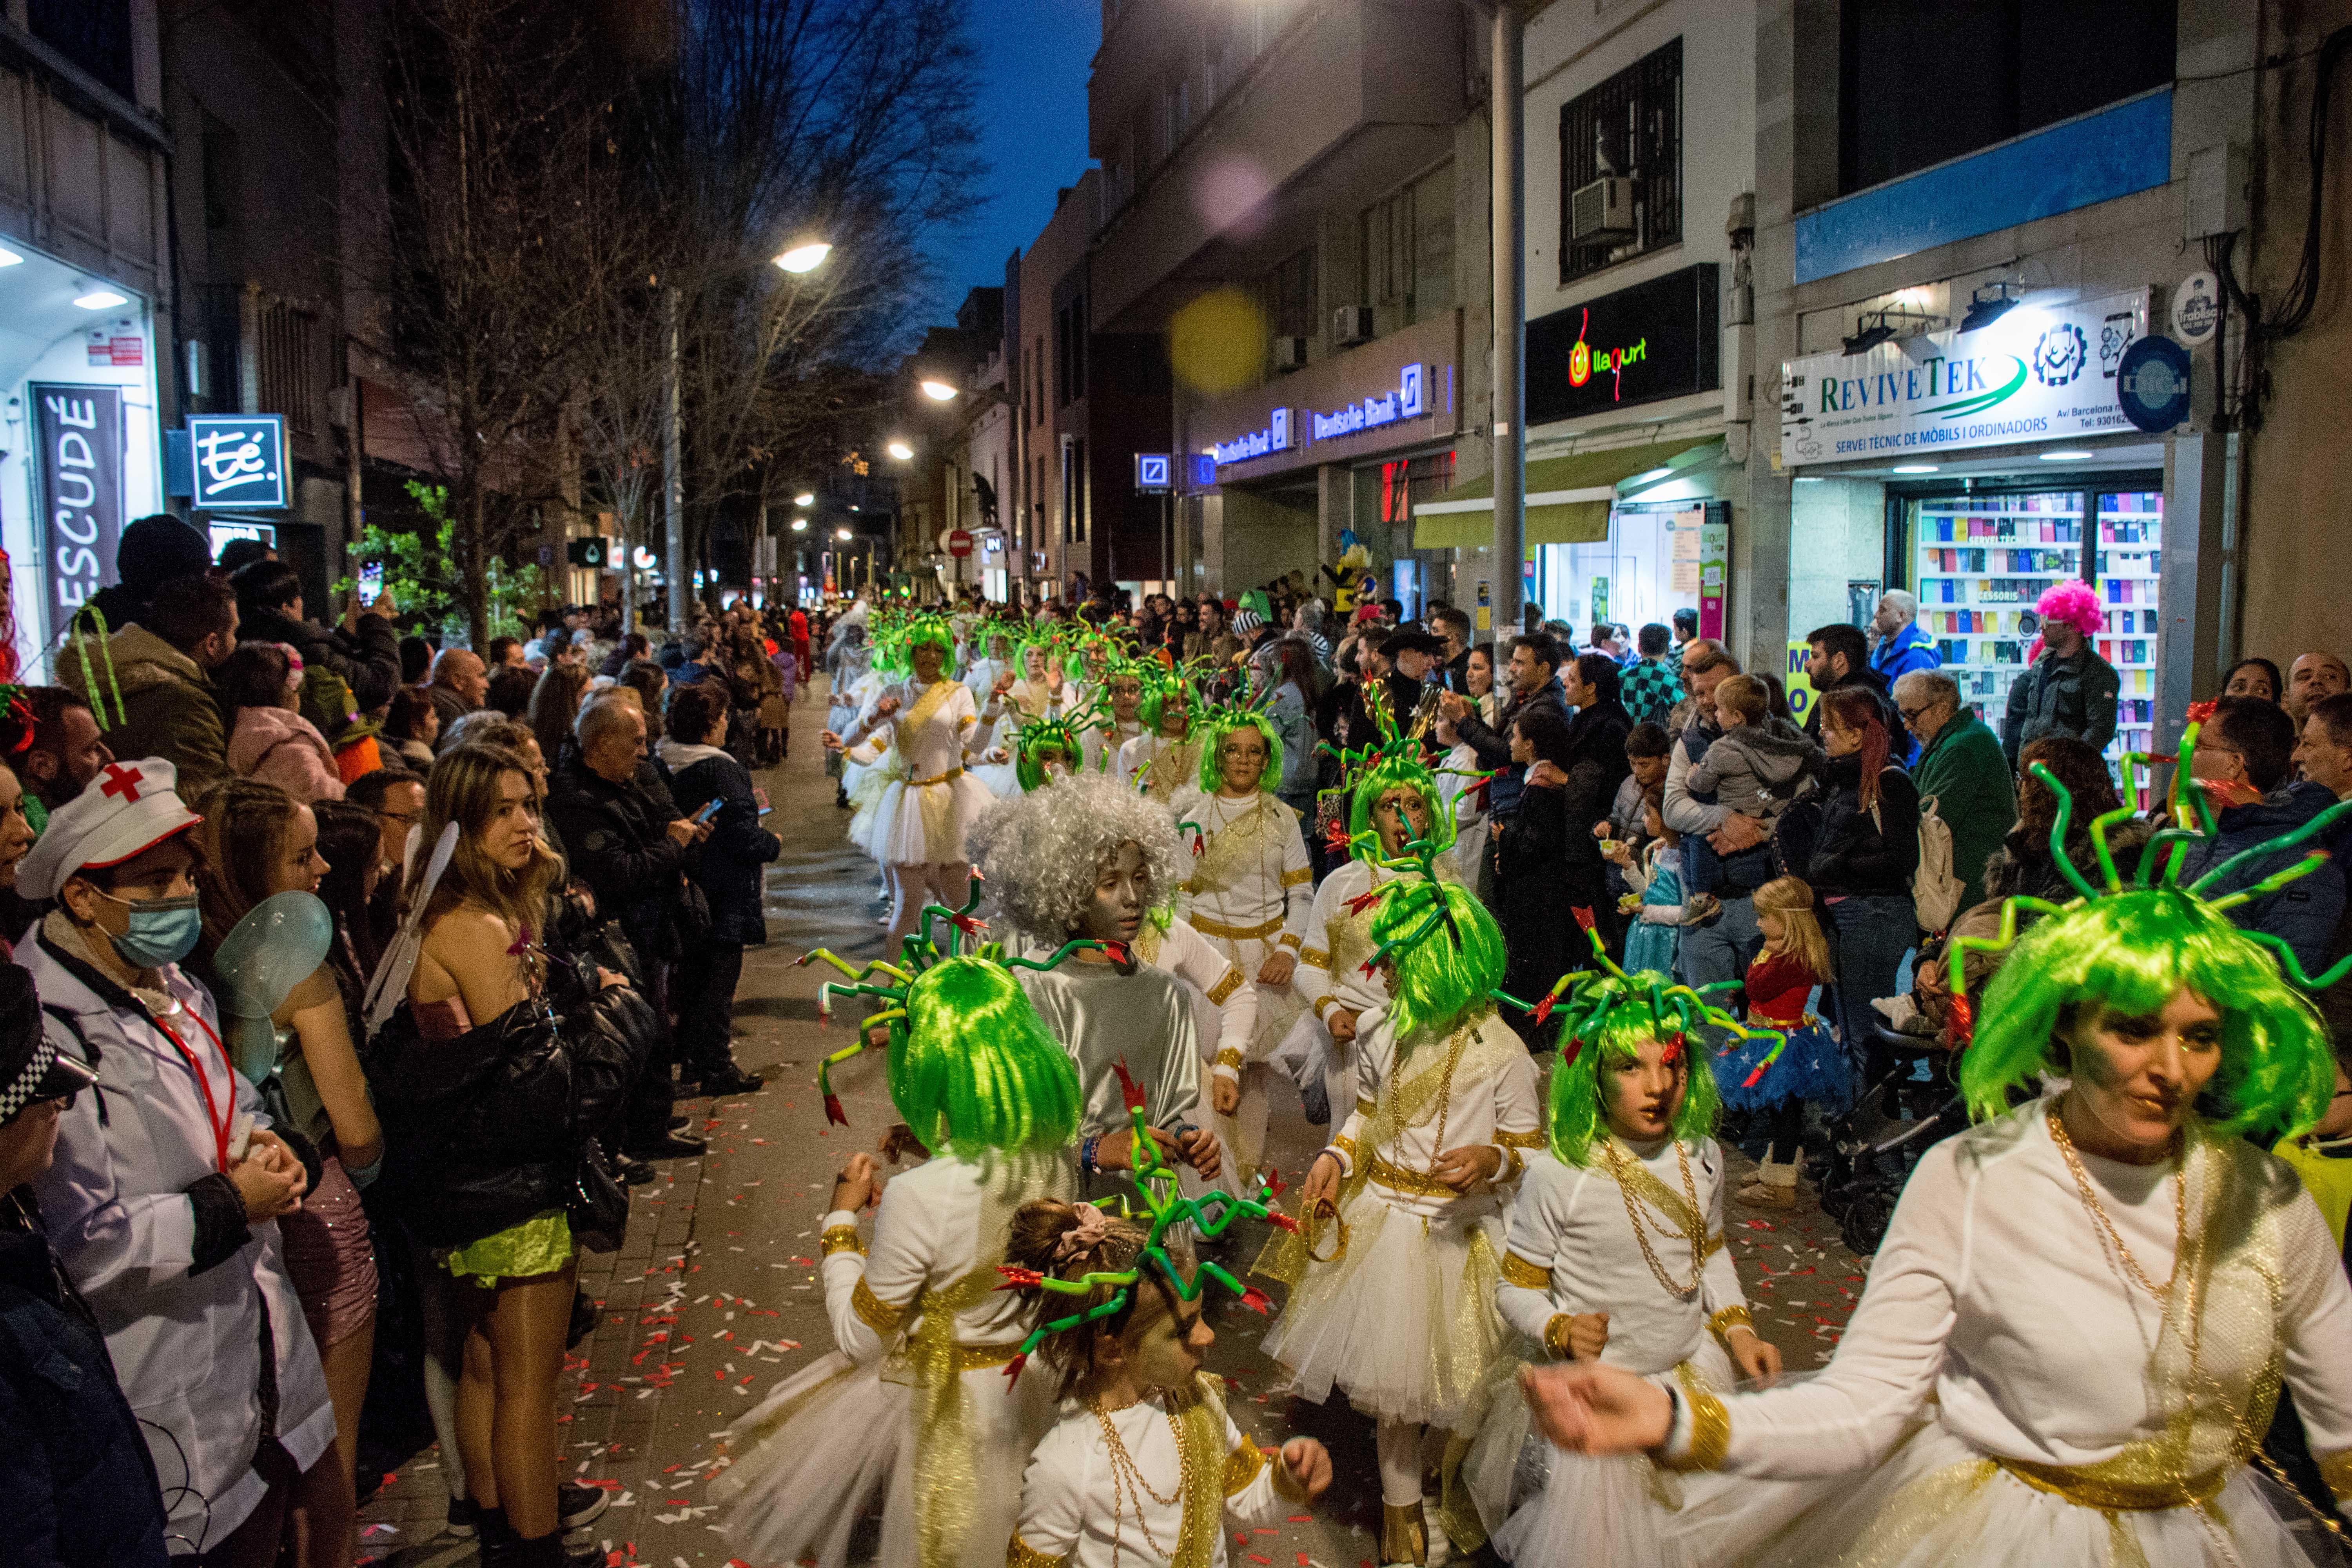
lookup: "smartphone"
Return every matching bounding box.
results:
[693,799,722,824]
[358,562,385,603]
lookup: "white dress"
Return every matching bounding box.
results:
[1081,718,1144,780]
[1258,1006,1541,1425]
[1120,732,1205,804]
[1438,738,1493,888]
[1011,1374,1302,1568]
[846,677,1000,866]
[1291,857,1459,1121]
[1659,1101,2352,1568]
[1467,1140,1754,1568]
[1125,916,1258,1084]
[717,1149,1068,1568]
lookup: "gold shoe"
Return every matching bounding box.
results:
[1382,1501,1428,1567]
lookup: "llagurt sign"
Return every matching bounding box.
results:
[1779,289,2148,467]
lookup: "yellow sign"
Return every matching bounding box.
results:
[1784,640,1818,726]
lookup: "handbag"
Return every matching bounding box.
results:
[568,1134,630,1255]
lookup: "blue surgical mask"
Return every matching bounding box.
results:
[100,892,202,969]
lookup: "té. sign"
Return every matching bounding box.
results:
[188,414,289,510]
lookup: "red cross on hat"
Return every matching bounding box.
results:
[99,762,143,803]
[16,757,202,903]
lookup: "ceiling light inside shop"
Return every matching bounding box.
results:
[0,247,22,267]
[1628,467,1673,486]
[1891,464,1940,474]
[74,289,128,309]
[2038,450,2094,461]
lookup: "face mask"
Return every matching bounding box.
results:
[100,891,202,969]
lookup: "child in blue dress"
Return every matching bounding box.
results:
[1605,786,1686,979]
[1713,875,1846,1208]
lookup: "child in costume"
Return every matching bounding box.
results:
[1082,662,1148,775]
[1119,672,1205,803]
[968,779,1228,1201]
[1713,876,1842,1209]
[1004,1198,1332,1568]
[1447,948,1783,1566]
[720,917,1172,1568]
[1608,786,1688,979]
[1169,707,1320,1184]
[1257,870,1542,1568]
[1522,735,2352,1568]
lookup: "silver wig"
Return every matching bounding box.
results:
[967,773,1188,947]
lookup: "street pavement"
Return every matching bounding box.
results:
[355,677,1870,1568]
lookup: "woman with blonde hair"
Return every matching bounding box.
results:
[367,743,642,1566]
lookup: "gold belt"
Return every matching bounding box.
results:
[1367,1150,1461,1198]
[951,1339,1022,1372]
[1997,1455,2229,1512]
[1190,911,1286,942]
[910,766,965,787]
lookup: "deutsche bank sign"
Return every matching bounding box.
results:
[1211,407,1292,467]
[1312,363,1426,441]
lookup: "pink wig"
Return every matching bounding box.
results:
[2035,581,2105,637]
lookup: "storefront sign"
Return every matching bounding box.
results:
[1210,408,1292,467]
[1135,453,1172,493]
[1779,289,2148,466]
[188,413,289,509]
[1527,264,1720,425]
[1308,363,1427,442]
[32,384,125,634]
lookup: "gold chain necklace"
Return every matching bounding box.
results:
[1601,1137,1706,1298]
[1090,1397,1190,1568]
[2046,1103,2187,1299]
[1419,1022,1475,1180]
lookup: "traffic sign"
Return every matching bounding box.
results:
[947,530,974,559]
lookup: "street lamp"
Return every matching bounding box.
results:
[886,439,914,461]
[795,492,815,506]
[790,518,808,532]
[916,377,1014,409]
[919,379,958,401]
[775,240,832,274]
[836,527,854,541]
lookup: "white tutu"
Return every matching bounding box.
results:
[715,1349,1058,1568]
[969,759,1022,799]
[1259,1187,1506,1426]
[846,758,900,862]
[1668,1417,2345,1568]
[864,772,997,866]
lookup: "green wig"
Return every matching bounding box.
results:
[1138,673,1201,739]
[890,956,1083,1158]
[900,615,959,678]
[1371,879,1506,1047]
[1195,707,1284,794]
[1348,751,1458,858]
[1541,970,1723,1167]
[1013,697,1111,791]
[1948,722,2352,1140]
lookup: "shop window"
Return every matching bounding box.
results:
[29,0,134,102]
[1265,246,1318,346]
[1838,0,2174,196]
[1557,38,1681,284]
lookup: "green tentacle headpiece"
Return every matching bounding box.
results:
[1949,720,2350,1138]
[1319,693,1484,864]
[1013,687,1118,791]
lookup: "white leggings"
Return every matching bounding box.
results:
[1377,1417,1425,1508]
[884,861,972,947]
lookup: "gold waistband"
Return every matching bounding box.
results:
[1190,911,1287,942]
[950,1339,1023,1371]
[909,766,966,787]
[1367,1150,1463,1198]
[1996,1455,2229,1512]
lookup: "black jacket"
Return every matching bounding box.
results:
[0,1196,170,1568]
[366,985,650,1248]
[546,755,690,962]
[1807,751,1922,899]
[664,748,783,945]
[1802,665,1898,745]
[238,604,404,714]
[1454,680,1568,822]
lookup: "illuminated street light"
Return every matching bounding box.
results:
[790,518,808,532]
[886,439,914,460]
[836,527,854,541]
[795,492,815,506]
[775,240,832,274]
[919,379,958,401]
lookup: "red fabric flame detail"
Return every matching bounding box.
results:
[822,1093,847,1127]
[1112,1057,1148,1111]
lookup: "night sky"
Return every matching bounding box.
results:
[926,0,1100,310]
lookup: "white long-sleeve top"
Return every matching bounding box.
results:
[1120,732,1205,803]
[1498,1142,1749,1376]
[1167,788,1312,952]
[819,1149,1068,1361]
[1292,857,1455,1029]
[1012,1378,1298,1568]
[1081,717,1144,777]
[1327,1006,1542,1220]
[846,677,989,779]
[1132,917,1258,1078]
[1660,1102,2352,1487]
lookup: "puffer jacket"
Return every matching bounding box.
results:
[58,624,229,803]
[365,983,651,1249]
[227,704,346,805]
[2002,647,2122,767]
[2175,782,2350,976]
[1808,751,1922,899]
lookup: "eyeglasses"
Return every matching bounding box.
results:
[1897,703,1945,724]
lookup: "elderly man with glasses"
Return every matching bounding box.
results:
[1895,668,2017,900]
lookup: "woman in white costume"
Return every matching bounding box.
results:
[1521,772,2352,1568]
[1432,644,1500,888]
[1004,1200,1333,1568]
[1446,958,1780,1566]
[1080,664,1147,777]
[1257,871,1541,1568]
[1169,709,1318,1186]
[1118,674,1206,804]
[717,947,1171,1568]
[827,616,1007,945]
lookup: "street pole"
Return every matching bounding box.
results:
[1490,0,1525,640]
[662,285,686,634]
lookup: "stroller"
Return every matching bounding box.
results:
[1813,1021,1969,1255]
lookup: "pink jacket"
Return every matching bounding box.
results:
[227,705,347,805]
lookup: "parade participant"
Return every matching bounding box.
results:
[1715,876,1844,1209]
[967,783,1225,1196]
[1003,1199,1333,1568]
[1006,636,1070,728]
[22,757,340,1566]
[719,935,1155,1568]
[973,775,1257,1170]
[825,620,875,808]
[1118,669,1205,803]
[1520,740,2352,1568]
[1256,868,1541,1568]
[828,616,1008,946]
[1294,726,1465,1127]
[1168,707,1316,1180]
[1082,661,1148,775]
[1446,952,1781,1563]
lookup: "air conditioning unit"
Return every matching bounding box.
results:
[1332,305,1376,347]
[1570,176,1637,244]
[1272,335,1310,372]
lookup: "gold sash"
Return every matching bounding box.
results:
[1168,1374,1236,1568]
[891,1262,1014,1568]
[1184,793,1285,905]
